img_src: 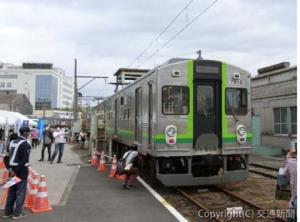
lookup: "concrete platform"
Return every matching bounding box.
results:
[249,153,285,169]
[1,143,83,209]
[1,144,179,221]
[1,166,178,222]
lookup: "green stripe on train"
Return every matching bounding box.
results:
[155,137,193,144]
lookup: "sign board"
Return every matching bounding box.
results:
[23,120,29,127]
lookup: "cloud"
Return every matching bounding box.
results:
[0,0,296,99]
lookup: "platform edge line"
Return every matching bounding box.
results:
[137,176,188,222]
[56,165,81,206]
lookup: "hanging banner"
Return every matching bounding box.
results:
[38,119,45,140]
[15,118,22,136]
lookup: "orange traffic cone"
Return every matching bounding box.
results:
[109,155,117,178]
[0,188,8,207]
[0,156,5,169]
[25,171,39,209]
[115,173,126,181]
[24,168,33,208]
[1,169,9,181]
[31,175,52,213]
[97,151,107,172]
[0,170,9,207]
[90,150,98,167]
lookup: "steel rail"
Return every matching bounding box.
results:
[176,188,225,222]
[249,163,279,171]
[248,168,277,179]
[216,186,287,222]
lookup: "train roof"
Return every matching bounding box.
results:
[94,58,250,110]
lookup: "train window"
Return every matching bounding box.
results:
[162,86,189,115]
[197,85,214,116]
[226,88,247,115]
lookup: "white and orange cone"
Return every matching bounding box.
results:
[31,175,52,213]
[115,173,126,181]
[109,155,117,178]
[97,151,107,172]
[1,169,9,181]
[25,171,39,209]
[90,150,98,167]
[0,156,5,169]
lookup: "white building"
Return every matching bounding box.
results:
[0,62,74,111]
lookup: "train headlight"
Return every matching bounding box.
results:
[165,125,177,145]
[166,126,176,137]
[236,124,247,144]
[237,126,246,136]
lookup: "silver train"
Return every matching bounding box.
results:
[96,57,252,186]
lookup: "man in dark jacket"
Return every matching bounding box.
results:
[3,126,31,219]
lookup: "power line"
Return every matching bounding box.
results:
[127,0,194,68]
[137,0,219,68]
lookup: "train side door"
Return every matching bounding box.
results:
[135,87,143,144]
[148,82,153,149]
[114,98,118,135]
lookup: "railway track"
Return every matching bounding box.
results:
[176,186,288,222]
[249,163,278,179]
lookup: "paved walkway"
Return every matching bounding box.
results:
[11,166,178,222]
[0,143,83,210]
[0,144,178,221]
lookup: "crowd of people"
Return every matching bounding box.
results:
[0,124,72,219]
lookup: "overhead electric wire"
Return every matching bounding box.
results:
[136,0,219,68]
[127,0,194,68]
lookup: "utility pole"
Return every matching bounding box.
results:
[74,59,78,121]
[73,58,108,122]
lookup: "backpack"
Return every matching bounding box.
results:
[80,134,86,142]
[116,151,132,175]
[44,135,51,144]
[116,159,127,175]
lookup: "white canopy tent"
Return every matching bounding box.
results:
[0,110,37,128]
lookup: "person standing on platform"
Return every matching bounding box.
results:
[30,126,39,149]
[50,125,66,164]
[284,149,297,221]
[2,126,31,219]
[79,130,86,149]
[39,126,53,162]
[122,145,140,189]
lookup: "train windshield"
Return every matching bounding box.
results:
[226,88,247,115]
[162,86,189,115]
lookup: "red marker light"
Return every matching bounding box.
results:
[169,139,175,144]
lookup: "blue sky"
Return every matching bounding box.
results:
[0,0,297,99]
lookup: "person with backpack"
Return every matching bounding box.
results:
[121,145,140,189]
[39,127,53,162]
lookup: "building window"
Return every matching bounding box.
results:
[162,86,189,115]
[6,82,12,88]
[291,107,297,135]
[274,107,288,134]
[0,82,5,88]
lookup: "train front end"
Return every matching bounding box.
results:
[155,59,252,186]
